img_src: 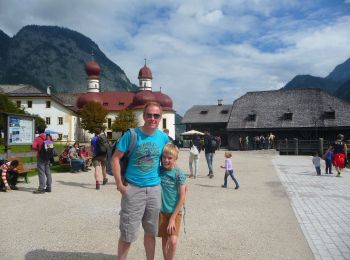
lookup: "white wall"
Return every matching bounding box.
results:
[12,97,78,142]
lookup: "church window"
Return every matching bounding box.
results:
[16,101,21,108]
[58,117,63,125]
[200,110,208,114]
[46,117,51,125]
[27,101,32,108]
[46,101,51,108]
[163,118,167,129]
[103,102,108,106]
[108,118,112,129]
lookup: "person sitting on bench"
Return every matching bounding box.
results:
[1,160,19,192]
[69,142,87,173]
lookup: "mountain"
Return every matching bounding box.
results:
[334,79,350,102]
[0,25,138,93]
[283,75,340,93]
[326,58,350,84]
[282,58,350,103]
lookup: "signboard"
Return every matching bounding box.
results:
[6,115,35,145]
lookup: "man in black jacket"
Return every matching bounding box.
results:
[204,131,216,178]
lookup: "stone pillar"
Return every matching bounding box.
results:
[319,138,324,155]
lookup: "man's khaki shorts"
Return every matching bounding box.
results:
[158,212,182,237]
[119,183,161,243]
[92,154,106,167]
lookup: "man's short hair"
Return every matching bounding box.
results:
[143,101,162,115]
[162,143,179,160]
[10,160,19,167]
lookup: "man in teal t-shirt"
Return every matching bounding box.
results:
[112,102,170,260]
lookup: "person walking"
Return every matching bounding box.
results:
[332,134,348,177]
[312,152,322,176]
[91,128,108,190]
[32,126,52,194]
[189,141,200,178]
[323,145,333,174]
[204,131,216,178]
[111,101,170,260]
[221,151,239,189]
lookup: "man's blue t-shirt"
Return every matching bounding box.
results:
[160,167,186,213]
[116,128,169,187]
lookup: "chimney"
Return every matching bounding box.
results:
[217,99,223,106]
[47,85,52,95]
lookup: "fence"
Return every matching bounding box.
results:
[277,138,350,155]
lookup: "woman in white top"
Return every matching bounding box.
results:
[189,141,200,178]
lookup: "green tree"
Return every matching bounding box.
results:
[112,109,138,133]
[32,115,47,132]
[80,101,108,133]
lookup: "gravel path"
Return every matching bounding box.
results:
[1,150,313,260]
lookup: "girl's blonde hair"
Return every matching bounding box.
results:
[163,143,179,160]
[225,151,232,158]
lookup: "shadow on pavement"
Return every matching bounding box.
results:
[26,249,115,260]
[195,184,219,188]
[56,180,94,190]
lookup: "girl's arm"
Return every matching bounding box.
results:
[221,159,228,169]
[167,184,186,235]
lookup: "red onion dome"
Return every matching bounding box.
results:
[85,60,101,76]
[76,92,103,109]
[153,92,173,109]
[138,64,152,79]
[132,90,157,107]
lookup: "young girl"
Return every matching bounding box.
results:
[159,143,186,260]
[221,151,239,189]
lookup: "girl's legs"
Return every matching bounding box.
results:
[222,173,228,187]
[229,171,240,189]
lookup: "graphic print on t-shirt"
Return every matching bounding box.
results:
[134,142,160,173]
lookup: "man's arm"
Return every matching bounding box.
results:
[111,149,126,194]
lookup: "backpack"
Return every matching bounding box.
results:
[97,133,109,154]
[106,129,138,182]
[209,136,218,151]
[38,136,54,161]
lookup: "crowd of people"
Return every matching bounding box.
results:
[238,133,275,150]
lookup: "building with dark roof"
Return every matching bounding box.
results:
[182,89,350,150]
[181,100,232,146]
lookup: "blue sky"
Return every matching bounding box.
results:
[1,0,350,115]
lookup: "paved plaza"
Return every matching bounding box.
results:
[273,155,350,260]
[1,149,349,259]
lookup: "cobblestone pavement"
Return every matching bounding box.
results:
[273,155,350,260]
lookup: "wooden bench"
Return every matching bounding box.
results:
[8,157,33,184]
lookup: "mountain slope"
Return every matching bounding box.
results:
[283,74,340,93]
[0,25,137,93]
[326,58,350,84]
